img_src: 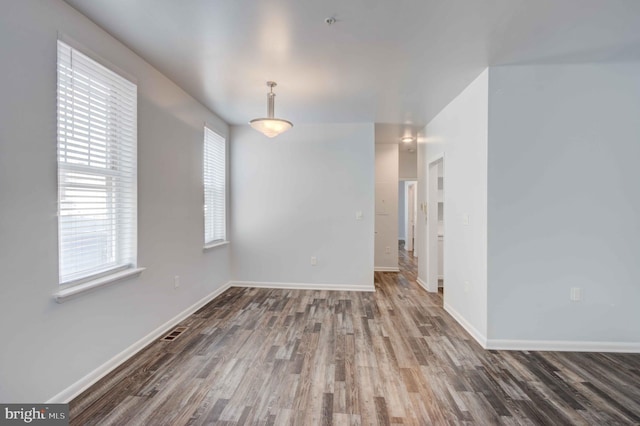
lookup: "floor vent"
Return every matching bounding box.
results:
[162,326,188,341]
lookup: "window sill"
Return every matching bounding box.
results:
[54,267,145,303]
[203,240,230,251]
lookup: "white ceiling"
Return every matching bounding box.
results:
[64,0,640,132]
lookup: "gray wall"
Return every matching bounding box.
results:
[230,124,375,288]
[0,0,230,402]
[488,63,640,343]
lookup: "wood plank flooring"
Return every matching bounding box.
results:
[70,249,640,425]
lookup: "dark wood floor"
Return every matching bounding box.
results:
[71,249,640,425]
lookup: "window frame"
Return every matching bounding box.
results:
[203,126,227,248]
[56,38,140,290]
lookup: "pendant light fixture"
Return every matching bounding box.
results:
[249,81,293,138]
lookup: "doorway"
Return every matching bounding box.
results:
[399,180,417,255]
[406,181,417,255]
[426,156,444,292]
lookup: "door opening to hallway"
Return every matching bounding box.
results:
[398,180,417,255]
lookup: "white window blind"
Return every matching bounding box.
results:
[204,127,226,245]
[57,40,138,285]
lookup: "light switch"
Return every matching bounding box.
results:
[463,214,470,225]
[356,211,363,220]
[570,287,582,302]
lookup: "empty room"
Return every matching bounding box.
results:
[1,0,639,424]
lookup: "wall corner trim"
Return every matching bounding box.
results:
[230,281,375,292]
[485,339,640,353]
[443,302,487,348]
[46,281,233,403]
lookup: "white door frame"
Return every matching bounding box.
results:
[412,182,418,257]
[426,155,444,292]
[402,180,418,255]
[406,182,415,252]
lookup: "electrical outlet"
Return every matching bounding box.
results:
[310,256,317,266]
[464,280,470,293]
[355,211,363,220]
[174,275,180,289]
[570,287,581,302]
[385,246,391,254]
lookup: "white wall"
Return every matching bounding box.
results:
[398,181,406,241]
[230,124,374,289]
[417,69,489,342]
[375,144,399,270]
[0,0,230,402]
[399,149,418,179]
[487,63,640,345]
[417,131,428,284]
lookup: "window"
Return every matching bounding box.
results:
[57,40,137,285]
[203,127,226,246]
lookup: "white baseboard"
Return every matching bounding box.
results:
[374,267,400,272]
[416,277,428,291]
[416,277,439,293]
[443,302,487,348]
[231,281,375,292]
[486,339,640,353]
[416,277,429,292]
[47,281,233,403]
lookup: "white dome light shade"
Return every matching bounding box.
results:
[250,118,293,138]
[250,81,293,138]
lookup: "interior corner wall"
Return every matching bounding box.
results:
[375,144,400,270]
[230,124,375,289]
[417,69,489,343]
[0,0,230,402]
[487,63,640,345]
